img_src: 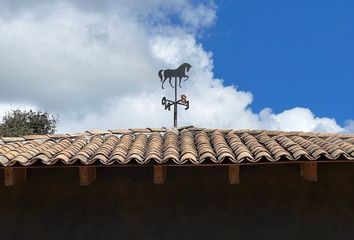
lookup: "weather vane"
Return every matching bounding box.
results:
[158,63,192,128]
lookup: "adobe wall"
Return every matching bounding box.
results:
[0,163,354,239]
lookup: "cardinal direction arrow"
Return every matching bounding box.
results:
[161,95,189,112]
[176,94,189,110]
[161,97,174,111]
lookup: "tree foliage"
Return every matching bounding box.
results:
[0,109,58,137]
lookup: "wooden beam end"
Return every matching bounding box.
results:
[300,162,317,182]
[153,165,166,184]
[4,167,27,186]
[79,166,96,186]
[228,165,240,184]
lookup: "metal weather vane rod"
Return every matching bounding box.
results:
[158,63,192,128]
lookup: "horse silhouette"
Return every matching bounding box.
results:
[158,63,192,89]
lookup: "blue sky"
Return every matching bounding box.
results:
[201,0,354,125]
[0,0,352,132]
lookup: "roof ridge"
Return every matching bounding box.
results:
[0,127,353,144]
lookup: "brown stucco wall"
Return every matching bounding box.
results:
[1,163,354,240]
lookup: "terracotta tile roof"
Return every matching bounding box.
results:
[0,127,353,167]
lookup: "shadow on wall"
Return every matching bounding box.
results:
[1,164,354,240]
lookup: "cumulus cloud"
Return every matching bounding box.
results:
[259,108,344,133]
[0,0,351,133]
[344,120,354,133]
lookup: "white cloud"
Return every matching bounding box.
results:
[0,0,351,134]
[0,103,37,121]
[344,120,354,133]
[259,108,344,132]
[180,2,217,30]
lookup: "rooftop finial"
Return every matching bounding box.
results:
[158,63,192,128]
